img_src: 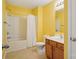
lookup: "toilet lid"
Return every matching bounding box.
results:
[36,42,45,45]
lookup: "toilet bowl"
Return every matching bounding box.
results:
[35,42,45,48]
[34,35,46,49]
[35,42,45,55]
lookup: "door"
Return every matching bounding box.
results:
[68,0,76,59]
[45,44,53,59]
[53,47,64,59]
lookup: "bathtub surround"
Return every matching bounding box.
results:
[6,15,28,53]
[7,14,28,41]
[6,40,27,53]
[6,14,38,52]
[7,15,20,41]
[19,16,27,40]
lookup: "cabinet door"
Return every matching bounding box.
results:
[53,47,64,59]
[45,44,53,59]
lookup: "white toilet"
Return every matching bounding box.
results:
[34,35,47,49]
[35,42,45,48]
[26,15,45,49]
[35,42,45,55]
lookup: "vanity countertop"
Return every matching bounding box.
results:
[44,35,64,44]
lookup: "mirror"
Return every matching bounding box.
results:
[55,0,64,33]
[55,9,64,33]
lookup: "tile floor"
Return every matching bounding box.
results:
[5,47,47,59]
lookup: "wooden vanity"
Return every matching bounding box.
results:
[45,39,64,59]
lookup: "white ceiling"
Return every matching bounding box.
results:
[6,0,53,9]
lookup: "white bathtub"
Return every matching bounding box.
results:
[6,40,27,53]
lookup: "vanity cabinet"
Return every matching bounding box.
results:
[46,44,53,59]
[45,39,64,59]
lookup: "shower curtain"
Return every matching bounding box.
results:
[26,14,37,48]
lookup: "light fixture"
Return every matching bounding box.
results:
[56,0,64,7]
[55,0,64,11]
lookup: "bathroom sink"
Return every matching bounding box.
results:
[50,34,64,40]
[44,34,64,43]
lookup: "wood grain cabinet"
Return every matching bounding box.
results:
[45,39,64,59]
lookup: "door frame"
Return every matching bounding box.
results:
[64,0,76,59]
[68,0,76,59]
[2,0,7,59]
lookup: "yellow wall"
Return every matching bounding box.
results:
[56,10,64,33]
[32,8,38,16]
[43,1,56,36]
[64,0,68,59]
[6,4,32,16]
[32,7,43,42]
[32,1,56,41]
[37,7,43,42]
[32,1,56,42]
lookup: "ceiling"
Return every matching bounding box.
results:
[6,0,53,9]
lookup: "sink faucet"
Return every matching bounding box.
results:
[60,34,64,39]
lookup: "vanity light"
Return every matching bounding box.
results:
[55,0,64,11]
[56,0,64,7]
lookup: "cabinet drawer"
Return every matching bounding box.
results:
[50,40,56,46]
[56,43,64,50]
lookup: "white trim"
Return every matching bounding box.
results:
[68,0,76,59]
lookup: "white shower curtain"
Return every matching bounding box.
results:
[26,14,37,48]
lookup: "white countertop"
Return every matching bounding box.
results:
[44,35,64,44]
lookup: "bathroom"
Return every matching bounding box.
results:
[3,0,64,59]
[2,0,76,59]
